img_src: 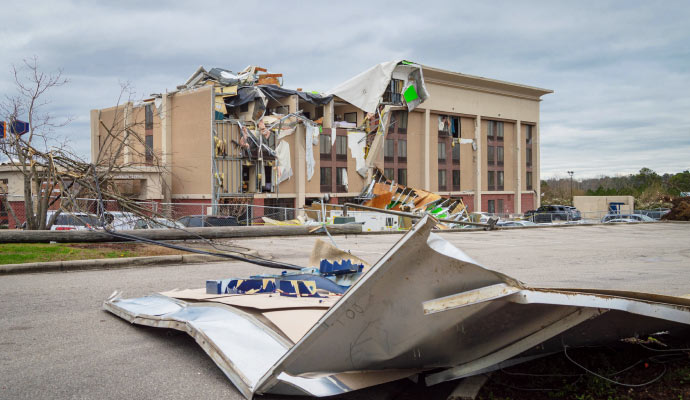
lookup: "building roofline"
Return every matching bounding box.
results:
[422,65,553,98]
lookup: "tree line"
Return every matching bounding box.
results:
[541,168,690,209]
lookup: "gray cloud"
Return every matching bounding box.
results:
[1,0,689,178]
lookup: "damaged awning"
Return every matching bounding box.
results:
[223,85,333,109]
[103,216,690,398]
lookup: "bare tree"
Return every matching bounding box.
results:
[1,57,169,229]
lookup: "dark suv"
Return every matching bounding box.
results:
[176,215,239,227]
[528,205,581,223]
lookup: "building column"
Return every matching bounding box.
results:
[534,122,541,209]
[474,116,482,212]
[423,108,431,190]
[291,95,306,211]
[514,120,522,214]
[161,94,173,203]
[90,109,100,163]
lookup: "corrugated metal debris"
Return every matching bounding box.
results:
[103,216,690,398]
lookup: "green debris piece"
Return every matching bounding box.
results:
[401,60,414,65]
[319,126,323,133]
[403,85,419,103]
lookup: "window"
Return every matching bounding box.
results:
[526,171,533,190]
[498,199,504,214]
[488,200,496,214]
[488,120,503,141]
[384,139,395,159]
[397,168,407,186]
[438,170,447,190]
[319,134,331,157]
[335,136,347,160]
[526,125,533,144]
[488,171,495,190]
[397,139,407,160]
[452,170,460,190]
[438,115,449,134]
[145,135,153,163]
[451,117,460,138]
[344,112,357,124]
[384,168,394,181]
[526,148,532,167]
[320,167,331,186]
[497,146,504,166]
[396,111,408,131]
[145,104,153,130]
[452,143,460,164]
[487,146,495,164]
[336,167,347,191]
[497,171,504,190]
[438,142,446,162]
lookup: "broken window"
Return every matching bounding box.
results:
[319,134,331,158]
[488,199,496,214]
[397,168,407,186]
[382,79,403,104]
[384,168,394,181]
[438,169,447,190]
[344,112,357,124]
[438,142,446,162]
[145,135,153,163]
[335,136,347,160]
[145,103,153,130]
[397,140,407,161]
[497,146,504,166]
[384,139,395,160]
[452,170,460,191]
[438,115,449,135]
[526,171,533,190]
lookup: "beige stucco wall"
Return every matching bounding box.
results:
[169,86,213,196]
[573,196,634,219]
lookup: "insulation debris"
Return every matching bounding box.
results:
[104,217,690,398]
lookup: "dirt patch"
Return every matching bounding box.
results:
[67,242,188,257]
[663,197,690,221]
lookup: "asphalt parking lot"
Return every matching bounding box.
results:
[1,222,689,399]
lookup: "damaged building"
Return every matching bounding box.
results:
[90,61,551,215]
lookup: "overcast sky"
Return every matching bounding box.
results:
[2,1,689,179]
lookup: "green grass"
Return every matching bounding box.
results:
[0,243,135,265]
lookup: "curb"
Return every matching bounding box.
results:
[0,253,244,276]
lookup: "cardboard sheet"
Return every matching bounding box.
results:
[262,309,327,343]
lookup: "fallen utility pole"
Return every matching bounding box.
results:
[0,224,363,244]
[344,203,497,230]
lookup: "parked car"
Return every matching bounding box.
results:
[601,213,655,223]
[497,220,538,227]
[634,208,671,220]
[104,211,138,230]
[134,217,185,229]
[529,205,581,223]
[47,211,102,231]
[176,215,239,227]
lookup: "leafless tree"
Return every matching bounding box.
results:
[1,57,169,229]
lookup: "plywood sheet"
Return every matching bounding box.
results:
[262,309,327,342]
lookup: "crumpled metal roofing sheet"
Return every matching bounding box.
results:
[104,216,690,398]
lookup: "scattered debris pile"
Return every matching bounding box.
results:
[662,196,690,221]
[104,217,690,398]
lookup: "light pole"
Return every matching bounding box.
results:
[567,171,574,203]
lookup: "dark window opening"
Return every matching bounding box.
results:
[319,134,332,159]
[497,171,504,191]
[397,168,407,186]
[145,104,153,130]
[498,199,504,214]
[452,144,460,164]
[526,171,533,190]
[384,139,395,161]
[488,200,496,214]
[384,168,394,181]
[336,167,347,192]
[438,142,446,162]
[526,125,533,145]
[395,111,408,133]
[335,135,347,160]
[488,171,495,191]
[497,146,504,166]
[145,135,154,163]
[382,79,403,104]
[320,167,332,192]
[487,146,495,165]
[452,170,460,191]
[526,148,532,167]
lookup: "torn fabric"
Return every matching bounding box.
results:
[275,141,292,183]
[347,130,367,178]
[305,124,317,181]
